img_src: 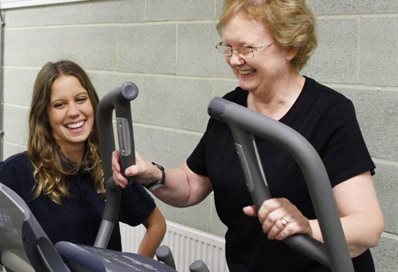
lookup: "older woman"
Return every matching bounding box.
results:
[112,0,384,271]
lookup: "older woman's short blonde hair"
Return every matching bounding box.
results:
[217,0,317,71]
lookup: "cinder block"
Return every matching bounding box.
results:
[3,68,37,107]
[132,77,212,132]
[147,0,215,21]
[62,26,116,71]
[177,23,231,78]
[3,30,27,66]
[115,25,176,74]
[308,0,398,15]
[216,0,224,18]
[4,28,65,67]
[360,16,398,86]
[372,162,398,234]
[89,0,146,23]
[372,235,398,272]
[338,87,398,162]
[304,18,358,84]
[3,4,90,27]
[3,105,29,146]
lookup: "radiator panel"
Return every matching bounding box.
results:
[120,221,228,271]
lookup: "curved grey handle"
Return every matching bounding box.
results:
[207,97,354,272]
[156,245,176,269]
[189,260,210,272]
[94,82,139,248]
[97,81,138,184]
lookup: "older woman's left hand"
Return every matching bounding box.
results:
[243,198,313,240]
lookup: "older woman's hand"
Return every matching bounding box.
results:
[243,198,313,241]
[112,150,127,188]
[111,151,156,188]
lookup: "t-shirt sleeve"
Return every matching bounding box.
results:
[186,117,217,177]
[317,99,375,187]
[119,182,156,226]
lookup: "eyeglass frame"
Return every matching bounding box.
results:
[215,41,275,59]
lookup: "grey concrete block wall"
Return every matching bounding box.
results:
[1,0,397,270]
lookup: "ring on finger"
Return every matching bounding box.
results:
[280,216,291,227]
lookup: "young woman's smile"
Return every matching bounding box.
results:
[47,75,94,156]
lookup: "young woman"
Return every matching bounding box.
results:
[0,60,166,258]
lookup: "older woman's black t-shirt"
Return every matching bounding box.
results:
[0,152,156,251]
[187,77,376,271]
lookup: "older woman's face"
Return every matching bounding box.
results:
[47,75,94,155]
[221,13,294,93]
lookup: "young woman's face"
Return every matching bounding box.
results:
[47,75,94,153]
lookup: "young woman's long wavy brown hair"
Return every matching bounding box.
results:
[28,60,104,204]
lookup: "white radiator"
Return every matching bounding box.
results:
[120,221,228,271]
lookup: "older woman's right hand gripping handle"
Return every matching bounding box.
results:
[208,97,355,272]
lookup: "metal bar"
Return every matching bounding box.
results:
[0,12,5,160]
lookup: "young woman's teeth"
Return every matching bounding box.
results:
[67,121,84,129]
[240,69,254,75]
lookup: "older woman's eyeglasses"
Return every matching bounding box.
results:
[215,41,274,59]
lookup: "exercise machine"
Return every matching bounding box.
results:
[207,97,355,272]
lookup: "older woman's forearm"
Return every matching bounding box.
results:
[151,164,213,208]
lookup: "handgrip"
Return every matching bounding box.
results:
[231,126,329,267]
[94,82,139,248]
[115,82,138,183]
[97,81,138,185]
[207,97,354,272]
[156,245,176,269]
[189,260,210,272]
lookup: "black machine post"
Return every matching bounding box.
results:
[94,81,138,248]
[207,97,355,272]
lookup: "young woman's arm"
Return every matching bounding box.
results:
[137,207,166,258]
